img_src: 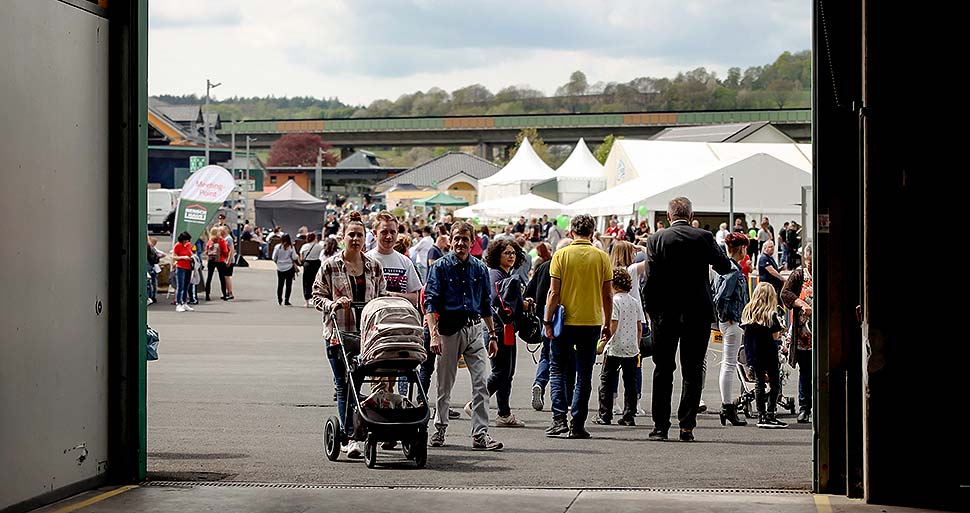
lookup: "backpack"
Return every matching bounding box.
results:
[206,239,221,261]
[147,246,160,265]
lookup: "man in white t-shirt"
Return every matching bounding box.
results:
[409,226,435,284]
[366,211,422,305]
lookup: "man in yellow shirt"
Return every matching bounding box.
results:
[543,214,613,439]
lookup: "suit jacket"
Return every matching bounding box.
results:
[643,220,733,323]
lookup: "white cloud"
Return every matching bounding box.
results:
[148,0,810,105]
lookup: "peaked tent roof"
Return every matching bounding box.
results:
[254,179,325,206]
[375,152,500,191]
[413,192,469,206]
[569,153,810,216]
[479,138,556,185]
[555,138,606,179]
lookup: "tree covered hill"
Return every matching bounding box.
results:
[154,50,810,121]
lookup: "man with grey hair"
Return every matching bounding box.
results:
[543,215,613,439]
[642,197,733,442]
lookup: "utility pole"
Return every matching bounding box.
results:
[315,147,323,199]
[204,78,221,163]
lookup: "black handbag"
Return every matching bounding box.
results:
[517,309,542,345]
[639,318,654,357]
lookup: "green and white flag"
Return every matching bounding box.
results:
[172,165,235,241]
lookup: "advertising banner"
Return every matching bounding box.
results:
[172,165,235,241]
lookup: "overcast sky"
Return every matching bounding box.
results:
[148,0,811,106]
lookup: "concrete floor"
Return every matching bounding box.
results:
[145,265,812,489]
[32,484,954,513]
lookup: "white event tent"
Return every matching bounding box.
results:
[531,138,607,204]
[567,152,811,224]
[477,138,556,203]
[454,193,565,220]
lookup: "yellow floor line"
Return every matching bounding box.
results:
[814,494,833,513]
[46,485,138,513]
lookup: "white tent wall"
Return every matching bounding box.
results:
[555,178,607,204]
[633,154,809,215]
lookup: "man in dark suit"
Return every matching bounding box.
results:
[642,197,733,442]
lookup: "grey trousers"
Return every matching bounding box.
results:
[434,321,490,436]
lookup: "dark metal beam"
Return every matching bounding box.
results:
[107,0,147,484]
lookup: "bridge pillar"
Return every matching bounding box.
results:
[476,142,493,161]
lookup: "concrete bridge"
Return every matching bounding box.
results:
[217,109,811,159]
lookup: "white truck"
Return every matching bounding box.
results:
[148,188,179,233]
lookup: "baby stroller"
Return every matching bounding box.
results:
[323,296,430,468]
[734,310,798,419]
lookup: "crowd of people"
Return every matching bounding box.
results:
[150,198,812,455]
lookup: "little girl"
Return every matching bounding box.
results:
[741,282,788,429]
[594,267,641,426]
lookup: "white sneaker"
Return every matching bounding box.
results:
[175,304,185,312]
[340,444,349,453]
[698,400,708,413]
[183,304,194,311]
[464,401,473,418]
[495,414,526,428]
[346,442,363,459]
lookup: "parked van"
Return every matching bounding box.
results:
[148,188,179,233]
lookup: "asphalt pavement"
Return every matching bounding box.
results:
[146,262,811,489]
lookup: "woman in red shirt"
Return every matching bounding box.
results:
[204,228,229,301]
[171,231,195,312]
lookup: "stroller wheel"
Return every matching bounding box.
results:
[412,431,428,468]
[364,436,378,469]
[324,416,341,461]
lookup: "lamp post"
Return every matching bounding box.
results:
[245,136,257,222]
[204,78,221,163]
[724,176,735,228]
[315,147,326,199]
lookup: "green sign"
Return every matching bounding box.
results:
[189,156,206,173]
[174,200,222,241]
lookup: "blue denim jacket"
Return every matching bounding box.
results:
[424,252,491,319]
[713,259,749,323]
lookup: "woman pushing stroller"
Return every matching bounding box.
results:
[312,212,387,459]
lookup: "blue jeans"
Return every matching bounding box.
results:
[796,349,812,413]
[329,355,361,437]
[147,270,158,300]
[550,325,599,426]
[533,337,551,390]
[175,268,191,305]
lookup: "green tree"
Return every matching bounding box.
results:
[593,134,618,165]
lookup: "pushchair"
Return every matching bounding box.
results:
[733,311,797,419]
[323,296,430,468]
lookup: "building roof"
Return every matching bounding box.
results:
[336,150,382,169]
[154,103,203,124]
[147,104,203,146]
[220,156,265,173]
[375,152,500,191]
[650,121,793,143]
